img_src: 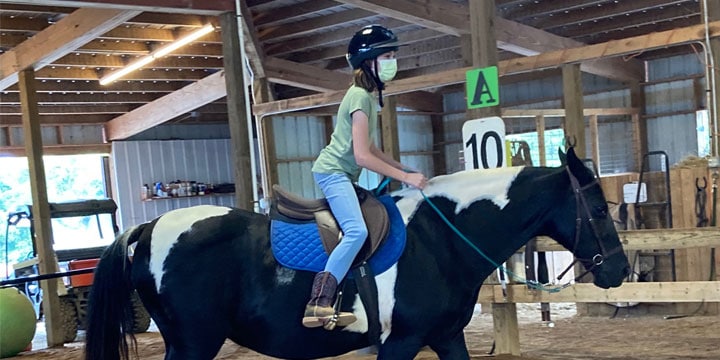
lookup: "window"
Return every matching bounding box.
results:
[507,128,566,167]
[0,155,109,278]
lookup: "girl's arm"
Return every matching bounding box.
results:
[352,110,426,188]
[369,143,404,170]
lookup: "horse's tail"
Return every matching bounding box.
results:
[84,224,145,360]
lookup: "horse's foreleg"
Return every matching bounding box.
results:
[428,331,470,360]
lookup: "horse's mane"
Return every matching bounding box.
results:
[391,166,533,218]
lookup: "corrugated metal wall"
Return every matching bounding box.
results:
[645,53,705,169]
[272,115,326,199]
[111,139,237,228]
[269,111,434,197]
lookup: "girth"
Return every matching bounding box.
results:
[271,184,390,267]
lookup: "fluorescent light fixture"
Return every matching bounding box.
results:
[100,24,215,85]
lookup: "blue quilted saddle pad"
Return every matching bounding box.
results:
[271,195,406,276]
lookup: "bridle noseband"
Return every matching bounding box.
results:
[556,166,624,283]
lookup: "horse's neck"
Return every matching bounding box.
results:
[423,166,568,278]
[393,167,558,281]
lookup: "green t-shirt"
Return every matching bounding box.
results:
[312,85,377,182]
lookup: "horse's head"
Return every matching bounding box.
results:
[551,147,630,289]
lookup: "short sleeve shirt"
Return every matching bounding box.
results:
[312,85,377,182]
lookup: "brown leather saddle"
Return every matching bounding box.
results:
[271,184,390,267]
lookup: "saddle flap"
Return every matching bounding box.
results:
[271,185,391,267]
[273,184,328,221]
[318,189,390,267]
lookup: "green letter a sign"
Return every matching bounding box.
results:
[466,66,499,109]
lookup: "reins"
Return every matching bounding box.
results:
[418,189,567,293]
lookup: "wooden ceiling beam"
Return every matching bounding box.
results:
[332,0,643,82]
[0,14,49,31]
[3,80,185,93]
[51,53,224,69]
[494,17,643,81]
[0,8,141,90]
[253,20,720,116]
[0,0,233,15]
[264,57,443,112]
[82,41,221,56]
[102,26,223,43]
[0,144,112,157]
[30,67,211,81]
[264,57,346,92]
[0,92,162,104]
[265,19,408,56]
[0,113,116,125]
[530,0,694,30]
[105,70,227,140]
[0,25,222,44]
[504,0,607,21]
[554,6,698,38]
[577,16,700,45]
[258,8,376,43]
[299,30,454,65]
[127,12,211,27]
[396,92,442,113]
[0,3,75,15]
[237,0,267,78]
[0,104,134,115]
[254,0,340,27]
[334,0,468,36]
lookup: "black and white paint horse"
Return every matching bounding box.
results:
[85,147,629,360]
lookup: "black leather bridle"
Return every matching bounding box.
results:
[556,166,625,283]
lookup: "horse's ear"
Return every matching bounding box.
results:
[565,146,581,167]
[558,147,568,166]
[565,146,595,180]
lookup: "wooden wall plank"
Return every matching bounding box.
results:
[478,281,720,303]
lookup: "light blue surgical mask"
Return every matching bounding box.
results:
[377,58,398,82]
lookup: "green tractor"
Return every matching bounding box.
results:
[9,199,150,343]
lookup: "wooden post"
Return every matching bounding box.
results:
[562,64,585,158]
[535,115,546,166]
[220,12,254,211]
[431,114,446,176]
[254,77,279,198]
[19,68,64,347]
[492,303,520,355]
[380,96,400,159]
[629,81,646,170]
[468,0,519,355]
[589,114,600,169]
[704,1,720,157]
[380,96,400,189]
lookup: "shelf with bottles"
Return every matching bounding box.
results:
[142,192,235,202]
[140,181,235,201]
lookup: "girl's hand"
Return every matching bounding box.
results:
[403,172,428,189]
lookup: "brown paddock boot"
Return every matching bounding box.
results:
[302,271,357,329]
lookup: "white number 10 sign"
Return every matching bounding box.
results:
[461,116,506,170]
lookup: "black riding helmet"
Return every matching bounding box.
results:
[346,25,399,70]
[346,25,398,107]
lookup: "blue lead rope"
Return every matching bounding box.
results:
[375,177,568,293]
[418,190,569,294]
